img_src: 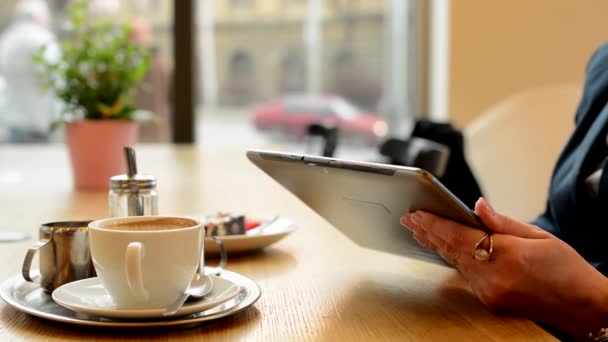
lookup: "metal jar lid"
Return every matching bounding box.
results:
[110,174,157,190]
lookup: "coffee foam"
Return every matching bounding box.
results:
[101,217,198,231]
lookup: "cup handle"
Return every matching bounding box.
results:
[205,237,227,276]
[22,239,51,283]
[125,242,149,301]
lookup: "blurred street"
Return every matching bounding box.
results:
[197,107,381,162]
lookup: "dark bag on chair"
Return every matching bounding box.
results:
[411,119,483,209]
[380,119,483,209]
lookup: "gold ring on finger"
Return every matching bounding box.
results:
[472,233,493,262]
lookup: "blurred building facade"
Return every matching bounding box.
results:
[208,0,385,110]
[0,0,389,112]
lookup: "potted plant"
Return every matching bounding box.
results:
[34,1,150,190]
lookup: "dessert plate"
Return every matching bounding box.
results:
[203,216,297,255]
[0,270,260,327]
[52,275,240,319]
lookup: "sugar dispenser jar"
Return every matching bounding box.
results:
[109,147,158,217]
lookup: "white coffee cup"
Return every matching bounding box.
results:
[88,216,203,310]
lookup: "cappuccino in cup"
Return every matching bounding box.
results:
[88,216,203,310]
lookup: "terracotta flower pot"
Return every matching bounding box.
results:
[65,121,139,190]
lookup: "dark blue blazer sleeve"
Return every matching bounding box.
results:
[533,42,608,272]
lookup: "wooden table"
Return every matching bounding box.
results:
[0,145,555,341]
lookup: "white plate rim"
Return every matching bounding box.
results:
[190,215,296,240]
[204,223,296,241]
[203,217,297,254]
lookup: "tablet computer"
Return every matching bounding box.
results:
[247,149,485,263]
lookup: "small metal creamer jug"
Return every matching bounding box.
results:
[22,221,96,293]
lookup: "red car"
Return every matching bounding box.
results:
[252,95,388,144]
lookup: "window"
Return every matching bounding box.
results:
[197,0,420,158]
[279,48,306,93]
[0,0,423,157]
[330,98,360,121]
[222,50,256,106]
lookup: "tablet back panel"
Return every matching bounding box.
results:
[247,150,483,263]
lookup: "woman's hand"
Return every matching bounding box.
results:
[401,198,608,340]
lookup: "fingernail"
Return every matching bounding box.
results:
[400,215,414,230]
[410,211,422,225]
[482,198,496,216]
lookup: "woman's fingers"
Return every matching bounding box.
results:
[474,198,550,239]
[400,199,549,267]
[407,211,480,246]
[411,229,439,252]
[401,212,486,268]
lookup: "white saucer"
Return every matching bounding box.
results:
[52,276,240,319]
[204,216,297,254]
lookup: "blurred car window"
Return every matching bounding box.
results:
[330,98,360,120]
[284,97,310,114]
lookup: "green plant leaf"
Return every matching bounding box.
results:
[32,0,152,124]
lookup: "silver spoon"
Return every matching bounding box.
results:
[162,273,213,316]
[124,147,143,216]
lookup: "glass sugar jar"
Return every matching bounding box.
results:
[109,174,158,217]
